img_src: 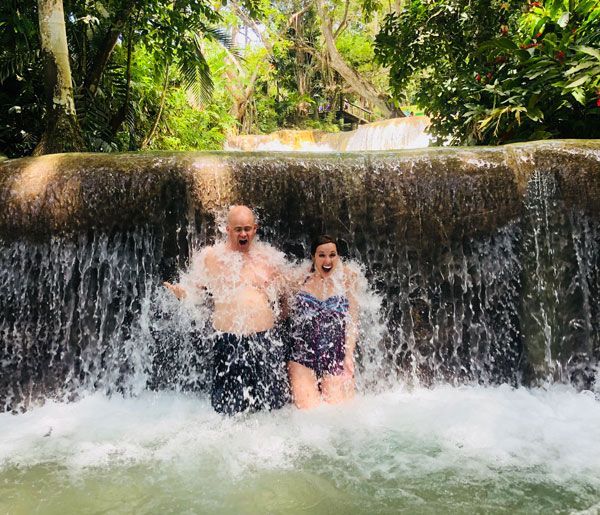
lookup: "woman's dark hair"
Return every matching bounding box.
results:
[310,234,338,256]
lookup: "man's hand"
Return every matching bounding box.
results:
[163,282,187,300]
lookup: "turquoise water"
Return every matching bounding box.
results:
[1,386,599,514]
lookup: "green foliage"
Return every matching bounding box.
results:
[147,88,235,150]
[0,0,243,157]
[0,0,45,156]
[337,31,375,69]
[376,0,600,145]
[1,0,394,157]
[253,94,281,133]
[265,2,330,128]
[112,43,237,150]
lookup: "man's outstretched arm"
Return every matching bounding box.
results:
[163,281,187,299]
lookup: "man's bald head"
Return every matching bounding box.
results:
[226,205,258,252]
[227,205,256,225]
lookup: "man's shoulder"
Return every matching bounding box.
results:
[192,243,223,268]
[252,242,289,269]
[253,241,286,257]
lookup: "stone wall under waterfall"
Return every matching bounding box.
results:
[0,141,599,412]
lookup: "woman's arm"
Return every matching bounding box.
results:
[276,261,309,320]
[344,267,359,375]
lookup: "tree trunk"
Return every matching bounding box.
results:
[109,22,134,137]
[141,65,170,149]
[314,0,392,118]
[34,0,84,155]
[83,0,137,97]
[223,52,261,132]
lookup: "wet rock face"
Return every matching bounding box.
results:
[0,147,525,241]
[0,141,599,411]
[0,153,196,241]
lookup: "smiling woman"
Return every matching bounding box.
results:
[287,235,359,409]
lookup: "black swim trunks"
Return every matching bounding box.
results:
[210,329,290,415]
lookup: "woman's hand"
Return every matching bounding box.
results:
[343,354,355,377]
[163,281,187,300]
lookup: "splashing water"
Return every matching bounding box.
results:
[1,386,600,513]
[2,230,598,512]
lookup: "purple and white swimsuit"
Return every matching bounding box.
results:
[289,291,349,377]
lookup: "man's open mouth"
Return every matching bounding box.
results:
[239,238,248,246]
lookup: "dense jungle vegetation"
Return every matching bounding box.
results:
[1,0,599,157]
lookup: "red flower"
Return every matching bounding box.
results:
[486,72,493,80]
[555,50,566,61]
[500,25,509,35]
[535,32,543,39]
[530,1,542,6]
[596,98,600,107]
[476,74,481,82]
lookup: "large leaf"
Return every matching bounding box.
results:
[565,60,597,75]
[557,12,570,28]
[564,74,591,88]
[571,88,586,105]
[575,46,600,60]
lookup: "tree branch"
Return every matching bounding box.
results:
[334,0,350,39]
[314,0,392,117]
[288,4,312,28]
[229,0,275,55]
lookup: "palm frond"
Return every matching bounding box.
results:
[202,27,234,49]
[177,33,214,106]
[0,49,40,83]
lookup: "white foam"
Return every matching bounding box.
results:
[2,385,599,483]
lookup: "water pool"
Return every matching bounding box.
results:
[2,385,599,514]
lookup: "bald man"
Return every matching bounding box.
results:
[164,205,290,415]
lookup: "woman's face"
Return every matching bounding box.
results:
[313,242,339,278]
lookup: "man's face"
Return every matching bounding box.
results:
[226,208,257,252]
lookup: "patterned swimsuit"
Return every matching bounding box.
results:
[289,291,349,377]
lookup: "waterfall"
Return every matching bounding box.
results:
[0,142,599,412]
[224,116,431,151]
[333,116,431,151]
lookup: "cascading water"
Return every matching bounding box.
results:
[224,116,431,151]
[0,230,158,410]
[340,116,432,151]
[1,142,600,513]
